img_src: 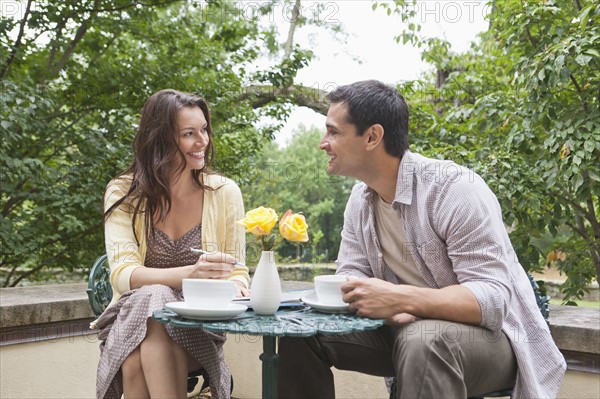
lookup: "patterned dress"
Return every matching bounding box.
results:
[95,224,232,399]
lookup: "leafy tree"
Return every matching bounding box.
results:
[376,0,600,302]
[0,0,314,286]
[237,126,354,265]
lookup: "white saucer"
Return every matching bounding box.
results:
[165,302,248,320]
[301,292,350,314]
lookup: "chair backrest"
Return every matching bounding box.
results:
[87,254,113,316]
[527,273,550,323]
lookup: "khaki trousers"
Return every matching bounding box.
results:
[277,319,517,399]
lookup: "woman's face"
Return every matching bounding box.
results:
[175,106,210,172]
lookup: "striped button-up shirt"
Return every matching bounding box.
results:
[337,151,565,398]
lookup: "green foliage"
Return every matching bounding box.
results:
[238,126,354,265]
[0,0,314,286]
[389,0,600,302]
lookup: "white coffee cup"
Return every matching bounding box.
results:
[314,275,347,306]
[182,279,236,309]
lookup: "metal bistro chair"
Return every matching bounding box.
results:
[389,273,550,399]
[86,254,215,394]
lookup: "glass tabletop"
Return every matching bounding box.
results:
[152,306,385,337]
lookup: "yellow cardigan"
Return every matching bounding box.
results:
[103,173,249,307]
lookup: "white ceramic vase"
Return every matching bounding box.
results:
[250,251,282,315]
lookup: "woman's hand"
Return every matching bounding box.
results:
[188,251,236,279]
[233,280,250,298]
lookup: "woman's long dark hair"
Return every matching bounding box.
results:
[103,89,217,245]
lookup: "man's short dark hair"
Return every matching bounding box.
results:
[327,80,409,158]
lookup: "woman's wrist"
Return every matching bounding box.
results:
[177,265,193,282]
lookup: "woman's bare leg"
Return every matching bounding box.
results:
[122,347,151,398]
[139,318,188,398]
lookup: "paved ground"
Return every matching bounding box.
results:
[190,387,240,399]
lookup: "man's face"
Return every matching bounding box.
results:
[319,102,365,177]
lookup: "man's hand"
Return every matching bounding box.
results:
[386,312,421,325]
[342,278,410,319]
[342,277,482,325]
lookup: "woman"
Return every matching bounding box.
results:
[95,89,249,399]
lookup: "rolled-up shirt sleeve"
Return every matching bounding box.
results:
[434,173,513,330]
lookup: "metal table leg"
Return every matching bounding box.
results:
[259,335,278,399]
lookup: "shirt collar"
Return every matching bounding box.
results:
[394,150,416,206]
[361,150,415,206]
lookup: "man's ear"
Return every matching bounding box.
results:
[364,124,384,151]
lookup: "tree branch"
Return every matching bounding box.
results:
[241,84,329,115]
[283,0,302,60]
[2,178,27,217]
[565,220,589,242]
[87,36,119,67]
[555,191,594,221]
[47,18,68,72]
[43,0,180,80]
[525,26,537,49]
[569,73,589,111]
[88,0,181,14]
[3,264,19,288]
[1,186,42,218]
[0,0,33,79]
[487,1,497,33]
[577,215,590,240]
[49,18,92,78]
[8,263,48,287]
[569,218,600,282]
[587,196,600,240]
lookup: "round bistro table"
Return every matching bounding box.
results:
[153,306,385,399]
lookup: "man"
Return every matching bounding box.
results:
[278,80,565,398]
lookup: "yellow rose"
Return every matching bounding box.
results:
[279,209,309,242]
[237,207,278,236]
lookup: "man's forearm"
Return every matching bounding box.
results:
[406,284,482,325]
